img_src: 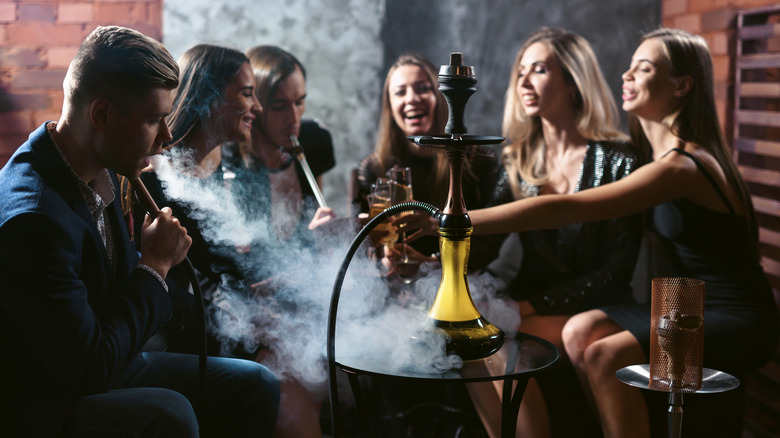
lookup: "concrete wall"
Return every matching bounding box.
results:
[159,0,661,215]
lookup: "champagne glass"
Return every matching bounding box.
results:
[367,178,398,248]
[387,166,413,262]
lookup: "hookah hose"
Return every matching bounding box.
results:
[130,178,208,405]
[327,201,441,437]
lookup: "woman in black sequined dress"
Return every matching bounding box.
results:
[467,28,646,438]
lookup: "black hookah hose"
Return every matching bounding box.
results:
[327,201,441,437]
[130,178,208,406]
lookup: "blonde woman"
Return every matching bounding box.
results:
[466,27,646,438]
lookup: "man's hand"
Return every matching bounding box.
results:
[138,207,191,278]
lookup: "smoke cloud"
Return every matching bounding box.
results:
[152,153,519,396]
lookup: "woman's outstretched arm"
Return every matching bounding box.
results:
[470,155,693,234]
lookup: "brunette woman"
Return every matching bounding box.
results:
[131,44,261,311]
[355,53,505,271]
[220,45,335,438]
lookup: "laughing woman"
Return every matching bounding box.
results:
[353,53,505,272]
[130,44,262,350]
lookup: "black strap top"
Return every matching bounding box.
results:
[663,148,735,215]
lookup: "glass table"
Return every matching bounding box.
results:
[334,331,560,438]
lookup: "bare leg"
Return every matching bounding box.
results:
[272,379,323,438]
[562,309,625,416]
[255,350,323,438]
[512,312,569,438]
[583,330,649,438]
[467,376,551,438]
[468,301,569,438]
[467,380,502,438]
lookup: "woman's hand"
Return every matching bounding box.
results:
[308,207,337,230]
[381,243,439,277]
[392,212,438,243]
[358,212,393,248]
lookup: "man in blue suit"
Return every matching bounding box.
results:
[0,26,279,437]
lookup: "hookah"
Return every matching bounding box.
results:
[411,52,505,359]
[326,52,505,436]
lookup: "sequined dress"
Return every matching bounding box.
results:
[493,140,645,314]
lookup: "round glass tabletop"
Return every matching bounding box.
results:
[335,331,560,383]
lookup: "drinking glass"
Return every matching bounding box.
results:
[387,166,419,277]
[367,178,398,248]
[387,166,413,263]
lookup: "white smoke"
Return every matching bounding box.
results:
[152,153,519,396]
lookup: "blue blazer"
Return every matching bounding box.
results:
[0,123,174,436]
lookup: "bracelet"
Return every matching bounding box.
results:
[136,263,168,293]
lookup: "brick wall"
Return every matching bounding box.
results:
[0,0,163,165]
[661,0,778,141]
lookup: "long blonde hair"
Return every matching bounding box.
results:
[373,54,449,204]
[503,27,627,195]
[631,28,758,247]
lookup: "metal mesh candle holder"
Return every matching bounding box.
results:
[649,277,705,392]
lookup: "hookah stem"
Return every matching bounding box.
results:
[130,178,208,405]
[290,135,327,208]
[401,228,409,263]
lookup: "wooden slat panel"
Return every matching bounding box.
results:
[752,195,780,217]
[737,8,780,438]
[740,165,780,187]
[736,110,780,127]
[760,227,780,244]
[740,82,780,97]
[737,53,780,69]
[760,228,780,261]
[762,255,780,278]
[739,23,780,40]
[735,139,780,158]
